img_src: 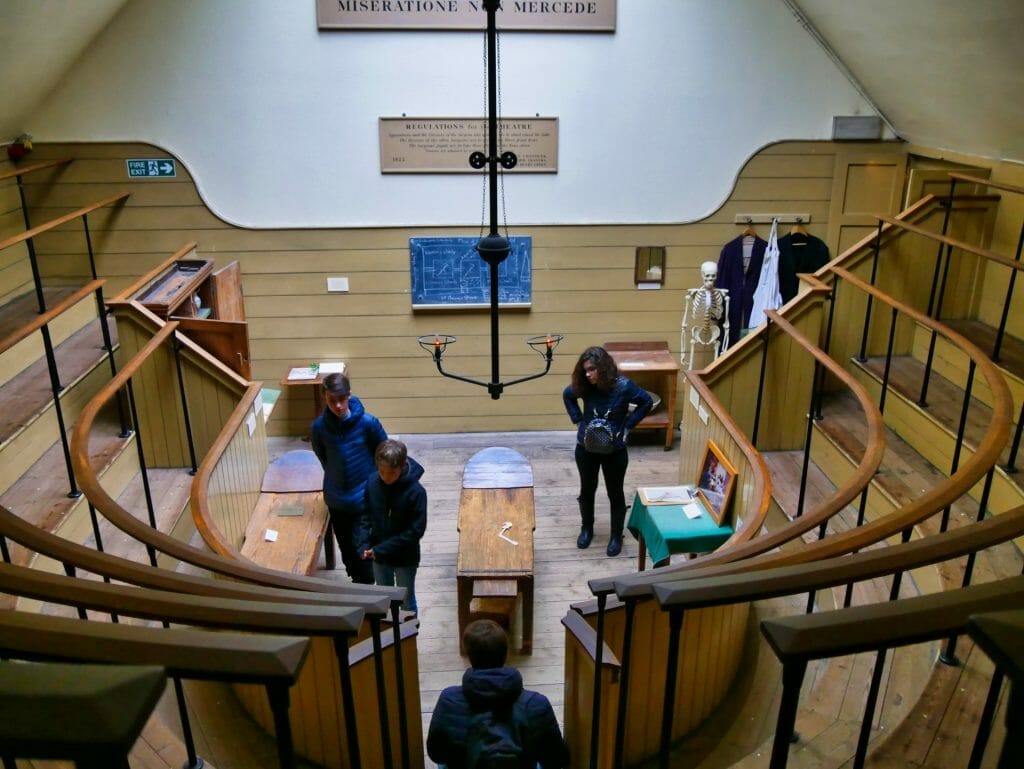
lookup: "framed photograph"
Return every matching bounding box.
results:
[695,440,737,525]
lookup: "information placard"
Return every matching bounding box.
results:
[380,117,557,173]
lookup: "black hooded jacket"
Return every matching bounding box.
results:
[427,666,569,769]
[357,456,427,567]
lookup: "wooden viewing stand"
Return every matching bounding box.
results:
[604,341,680,450]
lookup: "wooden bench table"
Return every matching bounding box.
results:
[241,449,332,575]
[457,447,536,654]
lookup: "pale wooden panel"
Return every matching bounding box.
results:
[22,139,911,434]
[826,149,907,254]
[206,411,267,548]
[234,632,424,769]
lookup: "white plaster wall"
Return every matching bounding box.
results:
[27,0,878,228]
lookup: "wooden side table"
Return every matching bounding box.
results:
[627,491,733,570]
[279,363,346,438]
[604,341,680,450]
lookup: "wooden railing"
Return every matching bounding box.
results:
[65,303,423,769]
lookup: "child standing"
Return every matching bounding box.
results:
[359,439,428,614]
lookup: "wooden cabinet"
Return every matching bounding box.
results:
[135,256,251,379]
[604,340,680,450]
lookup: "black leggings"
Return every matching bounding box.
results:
[574,443,629,534]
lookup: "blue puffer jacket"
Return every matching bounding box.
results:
[310,394,387,515]
[427,667,570,769]
[562,375,653,451]
[358,456,427,567]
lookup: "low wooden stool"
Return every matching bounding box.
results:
[468,580,518,633]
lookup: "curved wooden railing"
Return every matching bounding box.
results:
[566,197,1015,767]
[67,307,425,769]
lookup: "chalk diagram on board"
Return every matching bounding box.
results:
[410,236,532,308]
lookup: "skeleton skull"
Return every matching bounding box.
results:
[701,261,718,290]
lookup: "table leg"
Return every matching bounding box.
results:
[457,576,472,655]
[663,372,677,451]
[520,575,534,655]
[637,533,647,572]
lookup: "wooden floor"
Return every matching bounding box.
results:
[274,428,683,761]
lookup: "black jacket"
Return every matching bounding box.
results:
[427,666,569,769]
[357,457,427,567]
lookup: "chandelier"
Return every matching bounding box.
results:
[417,0,563,400]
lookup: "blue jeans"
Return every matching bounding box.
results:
[373,562,418,613]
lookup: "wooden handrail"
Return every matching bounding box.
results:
[0,157,71,183]
[0,561,364,638]
[877,213,1024,271]
[190,381,266,557]
[652,504,1024,611]
[612,267,1014,596]
[114,241,199,302]
[948,171,1024,197]
[68,322,401,603]
[561,610,622,669]
[0,192,130,253]
[595,302,886,599]
[761,573,1024,662]
[0,608,310,685]
[0,278,104,355]
[0,504,389,614]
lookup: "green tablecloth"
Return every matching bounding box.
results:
[626,491,733,565]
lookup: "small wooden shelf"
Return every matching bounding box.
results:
[605,340,680,450]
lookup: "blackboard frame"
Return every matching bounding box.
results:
[410,236,532,310]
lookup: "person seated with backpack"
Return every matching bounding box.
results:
[427,619,570,769]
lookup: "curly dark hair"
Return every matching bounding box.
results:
[571,346,618,396]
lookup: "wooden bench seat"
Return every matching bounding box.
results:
[241,449,332,575]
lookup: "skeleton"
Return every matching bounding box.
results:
[680,261,730,370]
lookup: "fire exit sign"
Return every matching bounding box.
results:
[126,158,176,178]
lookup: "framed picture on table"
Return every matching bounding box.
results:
[695,440,737,525]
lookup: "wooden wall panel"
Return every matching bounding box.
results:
[21,140,907,434]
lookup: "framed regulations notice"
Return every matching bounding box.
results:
[379,117,558,174]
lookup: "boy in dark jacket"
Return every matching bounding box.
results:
[359,439,427,613]
[311,373,387,585]
[427,619,569,769]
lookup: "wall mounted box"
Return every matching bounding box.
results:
[832,115,882,140]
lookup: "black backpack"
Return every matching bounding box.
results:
[466,705,526,769]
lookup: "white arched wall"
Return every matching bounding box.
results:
[28,0,879,228]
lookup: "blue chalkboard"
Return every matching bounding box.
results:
[410,236,531,309]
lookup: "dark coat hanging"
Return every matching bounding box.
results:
[716,234,768,347]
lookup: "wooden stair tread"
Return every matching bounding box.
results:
[857,354,1009,461]
[0,286,80,341]
[942,318,1024,383]
[0,316,118,447]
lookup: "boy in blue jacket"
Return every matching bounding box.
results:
[359,439,428,614]
[311,373,387,585]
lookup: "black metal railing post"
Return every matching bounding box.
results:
[39,325,80,498]
[768,658,808,769]
[389,602,411,769]
[172,336,199,474]
[124,379,159,567]
[940,360,977,533]
[658,608,685,769]
[857,221,885,363]
[853,649,888,769]
[877,307,899,415]
[796,359,822,520]
[82,213,99,280]
[368,616,395,769]
[813,283,839,421]
[94,285,131,438]
[589,592,607,769]
[751,320,771,447]
[1006,401,1024,473]
[967,670,1005,769]
[612,598,637,769]
[332,635,362,769]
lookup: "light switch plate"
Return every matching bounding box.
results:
[327,276,349,292]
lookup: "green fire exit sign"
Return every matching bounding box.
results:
[126,159,176,178]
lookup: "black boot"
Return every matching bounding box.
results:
[576,495,595,549]
[606,533,623,557]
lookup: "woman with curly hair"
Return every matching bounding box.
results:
[562,346,653,556]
